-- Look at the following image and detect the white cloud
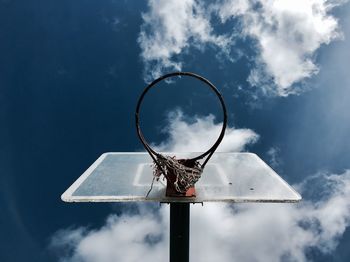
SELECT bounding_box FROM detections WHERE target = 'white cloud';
[138,0,229,82]
[138,0,347,96]
[267,146,282,169]
[218,0,344,96]
[51,171,350,262]
[51,109,350,262]
[153,109,259,152]
[51,108,350,261]
[51,207,169,262]
[190,171,350,261]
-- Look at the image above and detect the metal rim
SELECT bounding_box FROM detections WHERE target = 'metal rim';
[135,72,227,164]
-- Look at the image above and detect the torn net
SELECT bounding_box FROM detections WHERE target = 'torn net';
[153,155,203,193]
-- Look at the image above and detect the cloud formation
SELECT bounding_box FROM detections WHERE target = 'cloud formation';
[138,0,346,96]
[51,110,350,262]
[52,171,350,262]
[219,0,343,96]
[138,0,228,82]
[153,110,259,152]
[51,207,169,262]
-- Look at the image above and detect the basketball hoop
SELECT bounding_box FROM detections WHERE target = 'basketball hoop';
[135,72,228,197]
[62,73,301,262]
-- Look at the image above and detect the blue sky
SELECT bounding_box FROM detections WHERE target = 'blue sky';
[1,0,350,261]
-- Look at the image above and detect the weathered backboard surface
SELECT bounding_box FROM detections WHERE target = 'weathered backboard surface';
[61,152,301,203]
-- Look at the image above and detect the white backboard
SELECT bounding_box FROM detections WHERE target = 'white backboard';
[61,152,301,203]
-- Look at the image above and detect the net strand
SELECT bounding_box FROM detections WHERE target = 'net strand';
[154,155,202,193]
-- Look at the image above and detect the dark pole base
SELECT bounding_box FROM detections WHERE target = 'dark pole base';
[170,203,190,262]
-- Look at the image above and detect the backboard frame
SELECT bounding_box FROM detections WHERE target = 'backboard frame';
[61,152,302,203]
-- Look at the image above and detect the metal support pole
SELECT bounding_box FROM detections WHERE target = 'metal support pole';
[170,203,190,262]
